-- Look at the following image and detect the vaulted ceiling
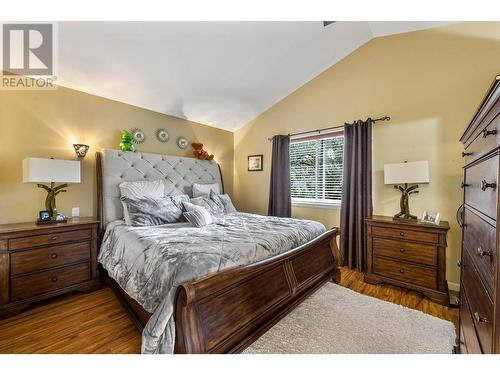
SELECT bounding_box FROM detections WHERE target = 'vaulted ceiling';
[57,21,450,131]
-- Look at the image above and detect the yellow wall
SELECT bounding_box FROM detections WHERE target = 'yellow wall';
[234,22,500,285]
[3,22,500,286]
[0,85,234,224]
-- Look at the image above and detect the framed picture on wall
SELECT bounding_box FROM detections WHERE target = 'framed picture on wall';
[248,154,263,171]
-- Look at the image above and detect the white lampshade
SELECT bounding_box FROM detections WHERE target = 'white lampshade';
[384,160,430,185]
[23,158,81,183]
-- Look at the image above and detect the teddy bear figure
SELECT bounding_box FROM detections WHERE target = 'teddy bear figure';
[192,142,214,160]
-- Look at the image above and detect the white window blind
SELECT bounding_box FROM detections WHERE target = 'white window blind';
[290,131,344,205]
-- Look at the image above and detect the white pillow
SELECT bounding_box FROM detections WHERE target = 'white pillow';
[119,179,165,225]
[189,196,225,214]
[183,202,215,227]
[192,183,221,198]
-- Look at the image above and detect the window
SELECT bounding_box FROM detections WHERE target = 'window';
[290,131,344,207]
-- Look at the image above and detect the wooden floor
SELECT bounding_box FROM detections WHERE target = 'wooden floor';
[0,267,458,354]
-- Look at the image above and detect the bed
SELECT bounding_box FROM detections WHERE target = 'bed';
[96,149,341,354]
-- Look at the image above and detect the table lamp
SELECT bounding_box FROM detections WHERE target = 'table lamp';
[384,160,430,222]
[23,157,81,223]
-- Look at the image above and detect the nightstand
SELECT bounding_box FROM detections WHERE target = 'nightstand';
[0,217,101,319]
[364,215,450,305]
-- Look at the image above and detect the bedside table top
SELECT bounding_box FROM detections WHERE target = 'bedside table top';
[366,215,450,230]
[0,217,99,235]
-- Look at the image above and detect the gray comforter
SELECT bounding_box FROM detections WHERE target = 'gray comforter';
[98,212,326,354]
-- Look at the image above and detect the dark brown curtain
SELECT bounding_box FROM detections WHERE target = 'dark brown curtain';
[340,119,373,270]
[268,135,291,217]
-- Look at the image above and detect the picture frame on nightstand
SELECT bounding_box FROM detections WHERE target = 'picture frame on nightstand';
[421,211,440,225]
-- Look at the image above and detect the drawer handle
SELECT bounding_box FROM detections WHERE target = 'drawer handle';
[51,236,58,241]
[477,247,493,258]
[399,232,404,236]
[50,253,58,259]
[51,276,58,283]
[399,268,405,274]
[462,152,472,158]
[456,204,465,228]
[399,248,405,253]
[480,180,496,191]
[474,312,489,324]
[482,129,497,138]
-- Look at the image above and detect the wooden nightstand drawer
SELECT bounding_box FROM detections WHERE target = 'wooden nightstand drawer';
[0,217,100,319]
[373,238,437,266]
[9,229,92,251]
[11,263,90,302]
[11,242,91,276]
[371,226,438,244]
[373,256,437,290]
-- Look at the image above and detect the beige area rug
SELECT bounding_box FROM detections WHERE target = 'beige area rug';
[243,283,456,354]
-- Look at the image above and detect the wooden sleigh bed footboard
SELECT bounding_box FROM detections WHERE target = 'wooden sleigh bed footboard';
[174,227,341,353]
[100,227,341,354]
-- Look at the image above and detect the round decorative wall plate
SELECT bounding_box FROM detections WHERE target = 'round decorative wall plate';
[177,136,189,149]
[131,128,146,144]
[156,128,169,143]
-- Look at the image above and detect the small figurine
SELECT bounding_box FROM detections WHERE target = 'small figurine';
[120,130,136,152]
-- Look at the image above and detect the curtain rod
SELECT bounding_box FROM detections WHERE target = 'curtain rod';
[267,115,391,141]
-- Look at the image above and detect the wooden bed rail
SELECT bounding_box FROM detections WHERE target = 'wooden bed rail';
[174,228,341,354]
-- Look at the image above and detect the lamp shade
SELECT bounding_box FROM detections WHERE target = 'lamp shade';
[384,160,430,185]
[23,158,81,183]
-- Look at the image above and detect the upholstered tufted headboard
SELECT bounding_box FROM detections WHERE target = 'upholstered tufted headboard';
[96,149,224,234]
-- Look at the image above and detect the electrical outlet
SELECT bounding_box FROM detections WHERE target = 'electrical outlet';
[71,207,80,217]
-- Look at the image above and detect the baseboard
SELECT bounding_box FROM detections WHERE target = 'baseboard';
[447,281,460,307]
[447,281,460,292]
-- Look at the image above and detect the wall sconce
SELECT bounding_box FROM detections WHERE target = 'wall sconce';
[73,144,90,158]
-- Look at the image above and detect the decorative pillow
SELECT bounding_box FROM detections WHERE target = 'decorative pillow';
[171,194,190,211]
[192,183,221,198]
[183,202,215,228]
[210,191,237,214]
[119,179,166,225]
[188,196,224,214]
[168,194,190,222]
[121,196,187,226]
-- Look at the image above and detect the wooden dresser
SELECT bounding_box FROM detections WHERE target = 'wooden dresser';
[365,215,450,305]
[458,75,500,354]
[0,217,100,319]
